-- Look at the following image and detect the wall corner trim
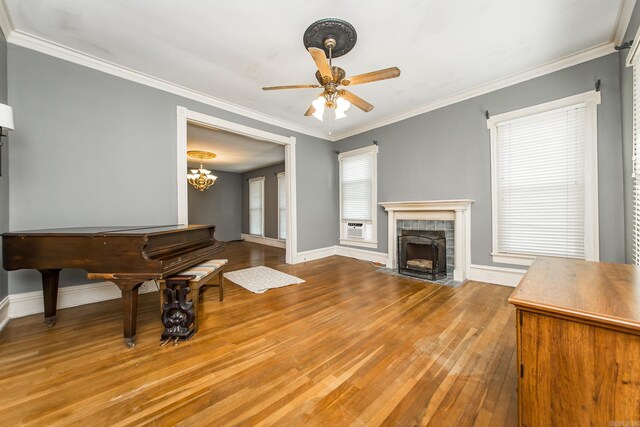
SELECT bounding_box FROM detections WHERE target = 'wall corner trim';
[0,296,10,332]
[613,0,638,45]
[0,0,13,42]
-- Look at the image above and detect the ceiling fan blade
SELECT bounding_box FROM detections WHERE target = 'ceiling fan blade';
[308,47,333,82]
[304,104,316,116]
[339,90,374,112]
[342,67,401,86]
[262,84,322,91]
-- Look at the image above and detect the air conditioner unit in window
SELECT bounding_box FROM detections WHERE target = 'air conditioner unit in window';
[346,222,364,239]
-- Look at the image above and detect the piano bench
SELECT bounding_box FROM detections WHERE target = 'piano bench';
[157,259,228,340]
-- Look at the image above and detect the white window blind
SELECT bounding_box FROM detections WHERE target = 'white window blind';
[633,63,640,265]
[249,177,264,236]
[277,172,286,240]
[495,104,587,259]
[341,153,373,221]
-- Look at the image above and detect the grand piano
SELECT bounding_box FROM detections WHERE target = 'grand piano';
[2,225,224,347]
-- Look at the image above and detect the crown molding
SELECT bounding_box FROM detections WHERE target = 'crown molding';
[612,0,637,45]
[329,42,616,141]
[6,29,333,141]
[0,4,624,143]
[0,0,13,40]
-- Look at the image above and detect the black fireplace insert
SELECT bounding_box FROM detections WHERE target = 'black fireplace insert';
[397,230,446,280]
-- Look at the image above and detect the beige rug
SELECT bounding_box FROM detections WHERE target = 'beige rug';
[224,266,305,294]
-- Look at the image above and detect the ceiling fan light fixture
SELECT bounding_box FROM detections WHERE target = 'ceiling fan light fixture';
[335,96,351,120]
[312,96,325,121]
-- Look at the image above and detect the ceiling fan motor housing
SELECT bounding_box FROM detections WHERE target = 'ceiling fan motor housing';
[315,67,346,86]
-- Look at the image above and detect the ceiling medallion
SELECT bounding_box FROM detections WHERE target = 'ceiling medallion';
[302,18,357,58]
[187,150,217,191]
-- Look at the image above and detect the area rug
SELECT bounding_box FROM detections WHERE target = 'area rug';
[223,266,305,294]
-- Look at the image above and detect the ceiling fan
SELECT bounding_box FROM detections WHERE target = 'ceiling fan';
[262,18,401,121]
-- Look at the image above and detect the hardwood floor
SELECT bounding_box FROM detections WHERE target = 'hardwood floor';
[0,242,518,426]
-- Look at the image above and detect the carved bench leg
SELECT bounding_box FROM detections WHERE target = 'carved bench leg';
[161,275,196,342]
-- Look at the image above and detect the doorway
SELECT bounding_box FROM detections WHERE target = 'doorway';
[176,107,297,264]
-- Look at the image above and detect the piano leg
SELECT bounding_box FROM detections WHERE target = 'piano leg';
[38,269,61,326]
[112,280,143,349]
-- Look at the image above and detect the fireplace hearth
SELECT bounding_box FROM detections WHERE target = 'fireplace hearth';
[397,230,447,280]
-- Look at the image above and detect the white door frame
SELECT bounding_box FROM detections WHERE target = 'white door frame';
[176,106,297,264]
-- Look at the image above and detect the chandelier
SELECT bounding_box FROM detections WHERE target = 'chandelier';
[187,150,217,191]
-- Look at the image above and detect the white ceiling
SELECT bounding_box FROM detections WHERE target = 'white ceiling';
[3,0,631,139]
[187,123,284,173]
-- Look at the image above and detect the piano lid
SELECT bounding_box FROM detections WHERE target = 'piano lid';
[2,225,211,237]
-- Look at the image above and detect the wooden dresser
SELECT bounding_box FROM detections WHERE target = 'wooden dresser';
[509,257,640,426]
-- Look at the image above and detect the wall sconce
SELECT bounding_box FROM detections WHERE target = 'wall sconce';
[0,103,14,177]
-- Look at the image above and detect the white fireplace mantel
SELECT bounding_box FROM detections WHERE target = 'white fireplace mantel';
[380,200,474,282]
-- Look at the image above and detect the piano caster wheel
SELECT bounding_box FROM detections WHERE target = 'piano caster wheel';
[173,337,180,346]
[45,316,56,327]
[160,337,171,347]
[126,341,136,349]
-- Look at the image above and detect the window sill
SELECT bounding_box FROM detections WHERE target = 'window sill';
[492,253,536,266]
[339,239,378,249]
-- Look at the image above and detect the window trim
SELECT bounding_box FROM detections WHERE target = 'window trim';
[248,176,265,237]
[338,145,378,248]
[487,90,601,266]
[277,171,286,242]
[628,24,640,265]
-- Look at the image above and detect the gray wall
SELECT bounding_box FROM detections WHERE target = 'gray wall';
[188,169,242,242]
[241,162,285,239]
[0,28,7,302]
[335,53,625,267]
[7,45,338,294]
[620,2,640,263]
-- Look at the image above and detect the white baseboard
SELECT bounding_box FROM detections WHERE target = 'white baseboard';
[293,246,337,263]
[334,245,388,264]
[0,296,9,332]
[8,280,159,319]
[241,233,286,249]
[468,264,527,287]
[293,245,388,265]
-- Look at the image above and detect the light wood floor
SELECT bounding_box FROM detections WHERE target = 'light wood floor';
[0,242,518,426]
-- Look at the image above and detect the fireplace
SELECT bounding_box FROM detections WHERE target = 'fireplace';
[381,200,473,282]
[397,230,447,280]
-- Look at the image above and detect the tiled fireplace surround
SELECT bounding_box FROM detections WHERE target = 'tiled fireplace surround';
[397,220,455,278]
[380,200,474,282]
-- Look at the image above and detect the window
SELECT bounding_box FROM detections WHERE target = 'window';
[487,91,600,266]
[339,145,378,248]
[277,172,286,240]
[248,176,264,236]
